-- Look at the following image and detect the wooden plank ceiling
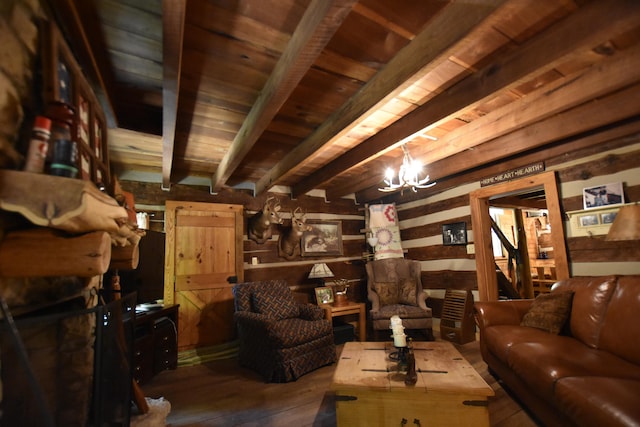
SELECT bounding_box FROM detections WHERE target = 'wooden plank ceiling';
[49,0,640,203]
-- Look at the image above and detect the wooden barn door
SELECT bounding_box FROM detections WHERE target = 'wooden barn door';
[164,201,244,351]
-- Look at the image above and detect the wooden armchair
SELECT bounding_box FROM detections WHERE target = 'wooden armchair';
[232,280,336,382]
[366,258,434,341]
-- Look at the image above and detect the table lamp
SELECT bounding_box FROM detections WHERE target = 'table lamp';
[308,262,334,285]
[606,203,640,241]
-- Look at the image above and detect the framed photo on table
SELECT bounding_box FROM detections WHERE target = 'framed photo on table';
[315,286,334,305]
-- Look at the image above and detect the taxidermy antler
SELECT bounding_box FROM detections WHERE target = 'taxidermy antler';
[278,207,312,260]
[248,196,283,244]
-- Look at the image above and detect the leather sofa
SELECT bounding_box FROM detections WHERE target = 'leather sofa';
[474,275,640,427]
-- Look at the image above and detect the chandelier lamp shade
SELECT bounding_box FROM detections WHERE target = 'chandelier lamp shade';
[379,144,436,193]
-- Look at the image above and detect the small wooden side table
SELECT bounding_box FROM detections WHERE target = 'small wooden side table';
[321,301,366,341]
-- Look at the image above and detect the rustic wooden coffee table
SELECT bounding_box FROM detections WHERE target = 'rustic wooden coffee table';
[331,341,494,426]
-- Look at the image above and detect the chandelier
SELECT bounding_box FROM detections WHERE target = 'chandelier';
[379,144,436,193]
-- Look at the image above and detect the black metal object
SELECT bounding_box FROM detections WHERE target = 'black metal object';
[0,293,136,427]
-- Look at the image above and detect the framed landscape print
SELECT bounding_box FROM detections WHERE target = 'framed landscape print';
[302,221,343,257]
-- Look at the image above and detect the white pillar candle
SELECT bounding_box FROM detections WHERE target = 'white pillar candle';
[394,333,407,347]
[392,325,404,336]
[390,315,402,327]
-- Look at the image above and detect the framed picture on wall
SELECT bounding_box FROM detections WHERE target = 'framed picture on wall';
[578,213,599,227]
[302,221,343,256]
[583,182,624,209]
[601,211,618,224]
[442,222,467,246]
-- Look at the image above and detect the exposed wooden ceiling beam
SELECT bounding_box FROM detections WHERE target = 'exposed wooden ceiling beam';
[414,42,640,165]
[161,0,186,190]
[210,0,357,193]
[353,85,640,203]
[301,0,640,199]
[256,0,507,196]
[357,118,640,205]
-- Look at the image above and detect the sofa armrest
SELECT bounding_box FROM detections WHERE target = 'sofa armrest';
[474,299,534,330]
[299,303,324,320]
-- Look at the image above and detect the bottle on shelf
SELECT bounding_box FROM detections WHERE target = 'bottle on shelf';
[46,101,78,178]
[23,116,52,173]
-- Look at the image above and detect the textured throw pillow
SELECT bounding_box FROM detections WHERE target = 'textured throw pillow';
[521,291,574,334]
[373,281,399,306]
[252,291,299,320]
[398,278,418,306]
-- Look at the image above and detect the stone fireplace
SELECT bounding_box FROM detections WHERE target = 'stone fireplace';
[0,277,136,426]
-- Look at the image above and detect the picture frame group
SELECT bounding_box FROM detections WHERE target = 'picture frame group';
[577,210,618,228]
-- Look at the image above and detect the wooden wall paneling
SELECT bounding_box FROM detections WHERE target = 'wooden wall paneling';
[422,271,477,291]
[567,237,640,263]
[401,215,472,243]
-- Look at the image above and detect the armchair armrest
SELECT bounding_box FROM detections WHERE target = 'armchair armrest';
[234,311,277,330]
[417,289,428,311]
[367,289,380,312]
[299,303,324,321]
[474,299,534,330]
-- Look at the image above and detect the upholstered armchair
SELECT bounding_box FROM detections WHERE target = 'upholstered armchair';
[232,280,337,382]
[366,258,434,340]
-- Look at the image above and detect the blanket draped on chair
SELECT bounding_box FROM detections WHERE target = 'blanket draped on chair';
[369,203,403,260]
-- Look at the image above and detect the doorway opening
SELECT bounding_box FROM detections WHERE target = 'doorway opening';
[470,171,570,301]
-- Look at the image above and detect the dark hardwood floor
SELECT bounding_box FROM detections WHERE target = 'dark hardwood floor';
[140,338,541,427]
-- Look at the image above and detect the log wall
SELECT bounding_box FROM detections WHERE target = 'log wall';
[121,182,367,303]
[393,136,640,299]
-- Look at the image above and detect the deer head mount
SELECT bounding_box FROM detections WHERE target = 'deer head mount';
[248,196,283,244]
[278,207,312,260]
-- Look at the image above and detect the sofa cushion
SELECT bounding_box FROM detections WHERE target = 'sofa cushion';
[598,275,640,365]
[252,289,299,320]
[520,291,573,334]
[508,340,640,398]
[552,276,617,348]
[554,377,640,427]
[373,281,399,305]
[398,278,417,306]
[483,324,565,364]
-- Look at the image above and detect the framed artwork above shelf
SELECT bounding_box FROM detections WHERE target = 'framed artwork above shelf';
[566,204,631,238]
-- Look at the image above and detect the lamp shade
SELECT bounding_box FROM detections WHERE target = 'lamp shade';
[606,204,640,241]
[308,263,334,279]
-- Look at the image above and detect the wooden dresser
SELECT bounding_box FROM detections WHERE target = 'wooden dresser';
[133,304,179,384]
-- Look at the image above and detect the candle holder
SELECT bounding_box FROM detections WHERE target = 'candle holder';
[389,344,409,370]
